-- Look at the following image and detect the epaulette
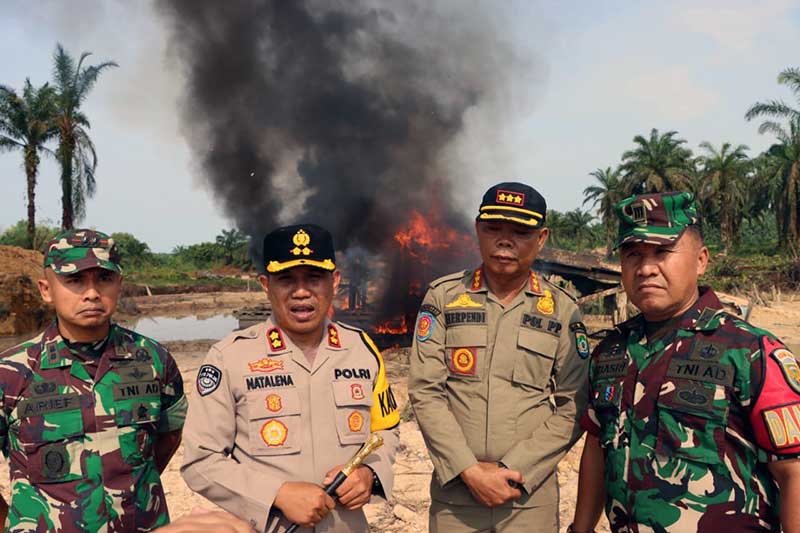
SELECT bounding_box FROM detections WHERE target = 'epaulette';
[541,275,578,303]
[429,270,470,289]
[214,323,261,350]
[336,321,365,334]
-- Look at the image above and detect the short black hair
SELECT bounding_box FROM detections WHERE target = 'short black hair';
[684,223,704,244]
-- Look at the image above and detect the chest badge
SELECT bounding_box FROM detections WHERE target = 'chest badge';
[265,394,283,413]
[348,411,365,432]
[773,348,800,394]
[248,358,285,373]
[351,383,365,401]
[446,293,482,308]
[451,347,477,375]
[261,420,288,447]
[536,290,555,315]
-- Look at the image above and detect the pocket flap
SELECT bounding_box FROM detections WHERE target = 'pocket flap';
[517,328,558,359]
[332,380,373,407]
[247,388,301,420]
[445,327,487,348]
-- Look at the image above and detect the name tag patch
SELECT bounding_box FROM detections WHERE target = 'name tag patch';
[245,374,295,391]
[18,393,80,418]
[113,381,160,401]
[666,360,734,387]
[594,359,627,379]
[521,314,562,337]
[445,311,486,326]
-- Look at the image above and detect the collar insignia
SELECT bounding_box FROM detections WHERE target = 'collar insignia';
[267,327,287,352]
[328,323,341,348]
[529,271,542,294]
[471,267,483,291]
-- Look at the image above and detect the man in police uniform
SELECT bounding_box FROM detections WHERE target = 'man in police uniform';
[0,229,187,531]
[409,182,589,532]
[570,191,800,533]
[182,224,400,532]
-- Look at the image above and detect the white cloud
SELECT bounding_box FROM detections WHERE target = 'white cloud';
[625,66,718,121]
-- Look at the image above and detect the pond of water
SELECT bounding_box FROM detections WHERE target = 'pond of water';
[118,313,239,342]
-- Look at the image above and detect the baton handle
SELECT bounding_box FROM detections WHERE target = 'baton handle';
[285,472,348,533]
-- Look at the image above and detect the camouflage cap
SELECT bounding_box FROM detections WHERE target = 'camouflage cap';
[614,191,699,249]
[44,229,122,275]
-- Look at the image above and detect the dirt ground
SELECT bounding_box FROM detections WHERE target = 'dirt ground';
[3,288,800,531]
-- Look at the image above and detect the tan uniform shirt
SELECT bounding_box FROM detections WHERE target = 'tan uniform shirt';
[181,317,400,532]
[409,267,589,507]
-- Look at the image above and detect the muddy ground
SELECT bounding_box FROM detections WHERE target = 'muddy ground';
[2,288,800,531]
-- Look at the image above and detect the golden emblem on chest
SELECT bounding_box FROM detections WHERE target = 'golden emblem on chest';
[265,393,282,412]
[536,290,555,315]
[445,293,482,308]
[261,419,288,447]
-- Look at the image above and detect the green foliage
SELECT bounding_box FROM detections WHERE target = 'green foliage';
[110,232,152,267]
[215,228,249,265]
[547,209,605,253]
[0,219,59,251]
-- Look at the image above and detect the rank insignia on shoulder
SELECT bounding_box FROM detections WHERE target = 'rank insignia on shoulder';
[249,358,285,373]
[450,347,477,375]
[416,312,435,342]
[570,322,590,359]
[762,402,800,450]
[267,328,286,352]
[328,324,341,348]
[197,364,222,397]
[529,271,542,294]
[536,290,555,315]
[471,268,483,291]
[446,293,483,308]
[261,419,288,447]
[772,348,800,395]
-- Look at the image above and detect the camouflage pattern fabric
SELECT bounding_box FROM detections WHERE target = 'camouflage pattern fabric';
[615,191,698,249]
[582,288,800,532]
[43,229,122,275]
[0,322,187,532]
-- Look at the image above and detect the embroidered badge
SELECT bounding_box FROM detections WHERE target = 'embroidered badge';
[762,402,800,450]
[350,383,365,401]
[570,321,590,359]
[603,384,616,402]
[772,348,800,395]
[290,229,313,256]
[248,358,285,373]
[536,289,555,315]
[328,324,341,348]
[197,364,222,396]
[445,293,483,308]
[416,312,435,342]
[267,328,286,351]
[496,190,525,206]
[419,303,441,317]
[348,411,365,432]
[261,419,288,447]
[471,268,483,290]
[265,393,282,413]
[451,348,477,375]
[529,271,542,294]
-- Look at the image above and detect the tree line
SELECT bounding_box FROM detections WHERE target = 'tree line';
[0,44,116,248]
[580,67,800,257]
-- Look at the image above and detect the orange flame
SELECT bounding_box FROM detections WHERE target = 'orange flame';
[373,316,408,335]
[393,210,471,264]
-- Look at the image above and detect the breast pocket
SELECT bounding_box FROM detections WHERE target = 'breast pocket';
[444,328,487,382]
[112,380,162,467]
[13,393,87,484]
[655,380,729,465]
[247,387,302,456]
[331,380,373,445]
[512,328,558,392]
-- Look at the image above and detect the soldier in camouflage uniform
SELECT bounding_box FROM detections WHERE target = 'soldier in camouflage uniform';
[0,229,187,532]
[570,192,800,533]
[409,182,589,532]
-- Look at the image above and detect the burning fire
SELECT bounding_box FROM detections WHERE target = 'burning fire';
[393,210,471,264]
[373,316,408,335]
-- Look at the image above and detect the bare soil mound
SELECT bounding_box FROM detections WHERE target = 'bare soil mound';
[0,246,52,336]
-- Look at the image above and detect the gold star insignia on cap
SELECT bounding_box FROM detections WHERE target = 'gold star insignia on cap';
[513,195,523,204]
[290,229,314,256]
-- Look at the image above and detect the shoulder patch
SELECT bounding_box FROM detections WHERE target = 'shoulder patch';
[570,321,590,359]
[762,401,800,450]
[416,312,435,342]
[197,364,222,396]
[419,303,441,317]
[429,270,470,289]
[772,347,800,395]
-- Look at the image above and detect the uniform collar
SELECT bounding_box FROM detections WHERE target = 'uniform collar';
[263,317,345,374]
[617,286,723,336]
[467,266,544,296]
[40,321,130,369]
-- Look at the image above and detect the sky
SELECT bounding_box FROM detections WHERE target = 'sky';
[1,0,798,252]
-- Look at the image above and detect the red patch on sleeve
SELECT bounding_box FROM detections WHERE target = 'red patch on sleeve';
[751,337,800,454]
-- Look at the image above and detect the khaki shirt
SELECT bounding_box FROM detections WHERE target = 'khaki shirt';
[181,317,400,532]
[408,267,589,507]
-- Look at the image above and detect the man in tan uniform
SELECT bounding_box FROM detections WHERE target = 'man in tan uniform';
[409,182,589,532]
[182,224,400,532]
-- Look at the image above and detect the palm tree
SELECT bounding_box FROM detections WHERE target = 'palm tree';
[0,80,58,248]
[620,129,694,195]
[563,209,596,250]
[583,166,623,257]
[51,43,117,229]
[746,68,800,249]
[215,228,248,265]
[696,142,750,250]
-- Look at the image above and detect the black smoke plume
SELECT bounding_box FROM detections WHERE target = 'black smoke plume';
[158,0,514,319]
